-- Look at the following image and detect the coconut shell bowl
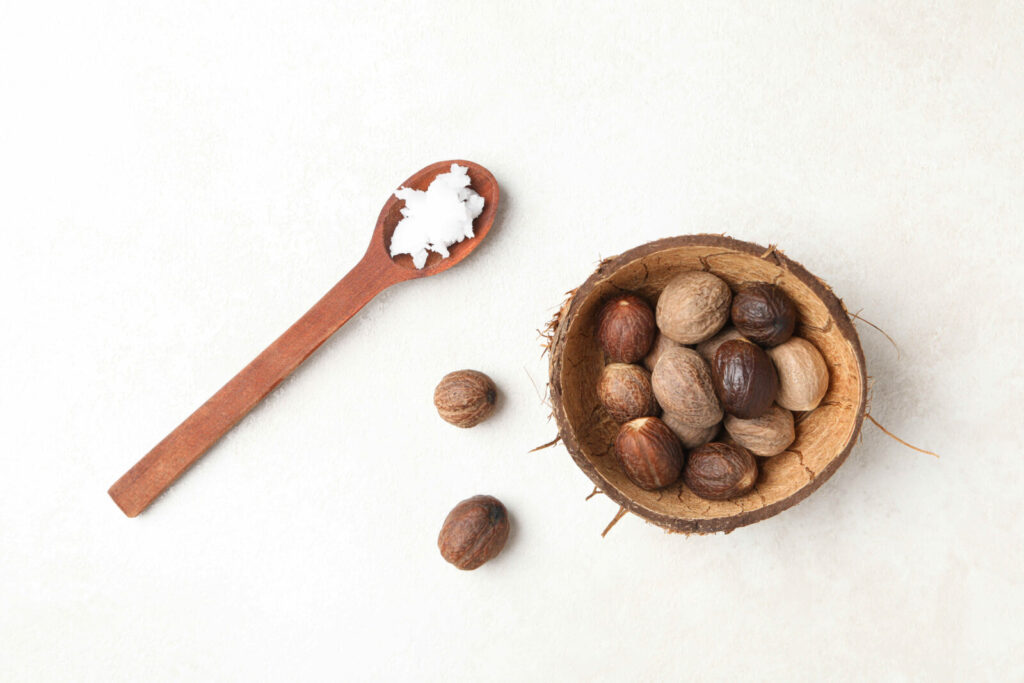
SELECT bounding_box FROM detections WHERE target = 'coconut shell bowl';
[547,235,867,534]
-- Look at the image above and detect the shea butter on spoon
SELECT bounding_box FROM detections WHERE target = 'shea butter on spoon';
[389,163,485,268]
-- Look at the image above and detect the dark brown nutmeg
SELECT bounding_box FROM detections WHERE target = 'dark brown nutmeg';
[438,495,510,570]
[614,417,684,491]
[596,294,656,363]
[683,442,758,501]
[731,284,797,347]
[597,363,659,423]
[433,370,497,428]
[712,339,779,419]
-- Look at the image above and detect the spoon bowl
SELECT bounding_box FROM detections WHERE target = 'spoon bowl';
[109,160,499,517]
[373,160,500,274]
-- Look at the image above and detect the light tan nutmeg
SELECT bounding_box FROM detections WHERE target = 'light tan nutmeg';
[642,333,681,372]
[655,271,731,344]
[651,347,723,429]
[766,337,829,411]
[723,404,795,457]
[597,363,659,423]
[662,412,720,449]
[433,370,498,428]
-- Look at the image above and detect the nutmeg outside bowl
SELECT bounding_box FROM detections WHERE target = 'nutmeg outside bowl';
[547,235,867,534]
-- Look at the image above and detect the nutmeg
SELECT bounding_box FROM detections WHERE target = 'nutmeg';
[437,495,510,570]
[662,412,720,449]
[651,347,723,428]
[642,333,681,372]
[723,404,794,457]
[596,294,656,363]
[614,417,684,491]
[683,442,758,501]
[695,326,748,364]
[433,370,497,428]
[712,339,779,419]
[766,337,829,411]
[730,283,797,347]
[597,363,659,423]
[655,271,731,344]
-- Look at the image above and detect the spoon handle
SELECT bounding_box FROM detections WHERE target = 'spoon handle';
[109,254,400,517]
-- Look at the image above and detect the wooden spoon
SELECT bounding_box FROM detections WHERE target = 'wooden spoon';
[109,160,499,517]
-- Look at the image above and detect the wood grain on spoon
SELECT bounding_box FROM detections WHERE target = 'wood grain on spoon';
[108,160,499,517]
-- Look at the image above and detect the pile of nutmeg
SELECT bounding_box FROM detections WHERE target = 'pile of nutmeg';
[596,272,829,501]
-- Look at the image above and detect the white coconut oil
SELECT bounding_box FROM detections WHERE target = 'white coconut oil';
[389,163,485,268]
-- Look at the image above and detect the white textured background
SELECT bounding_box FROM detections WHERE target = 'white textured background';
[2,2,1022,681]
